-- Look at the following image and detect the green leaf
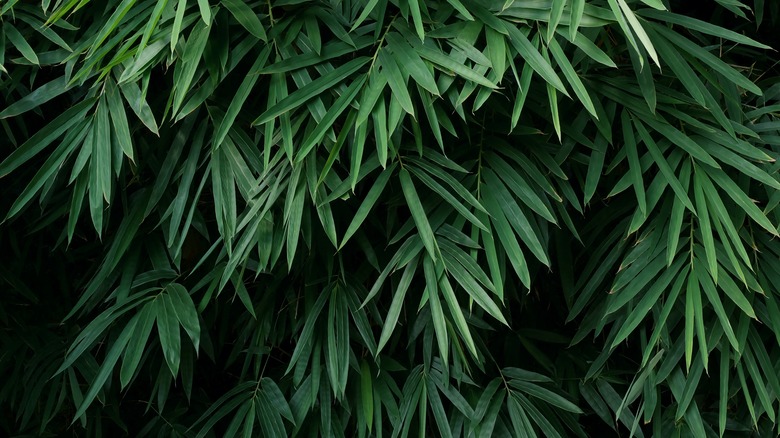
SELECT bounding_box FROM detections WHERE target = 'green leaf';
[611,259,686,349]
[166,283,201,351]
[569,0,585,41]
[439,240,495,292]
[699,173,751,267]
[481,188,531,288]
[72,316,139,422]
[424,256,448,365]
[441,251,508,326]
[387,33,439,96]
[438,273,478,358]
[408,166,488,231]
[484,154,556,223]
[547,82,561,141]
[257,392,286,437]
[285,290,329,374]
[296,77,365,162]
[407,0,425,41]
[372,97,389,168]
[634,120,695,212]
[340,165,395,249]
[693,170,717,282]
[120,302,156,388]
[378,49,415,117]
[253,57,370,126]
[400,169,439,262]
[718,347,729,436]
[511,62,534,131]
[614,0,659,66]
[0,76,68,119]
[197,0,211,24]
[4,23,38,65]
[86,0,138,56]
[214,47,272,149]
[640,116,719,167]
[407,157,486,212]
[105,79,134,161]
[505,25,567,95]
[356,72,387,128]
[483,169,549,266]
[415,43,498,89]
[94,97,112,203]
[158,294,182,377]
[377,256,419,353]
[360,361,374,432]
[351,0,382,31]
[707,167,779,236]
[684,272,697,371]
[642,266,687,367]
[172,21,211,115]
[510,380,582,413]
[546,41,601,120]
[222,0,267,40]
[654,24,762,96]
[508,395,536,438]
[0,99,94,177]
[5,122,84,219]
[171,0,187,51]
[638,9,772,49]
[622,111,646,217]
[695,260,740,352]
[137,0,171,53]
[445,0,473,20]
[716,266,756,319]
[547,0,566,42]
[427,383,454,438]
[119,81,159,134]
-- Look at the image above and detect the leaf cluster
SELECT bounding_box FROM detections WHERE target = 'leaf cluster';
[1,0,780,436]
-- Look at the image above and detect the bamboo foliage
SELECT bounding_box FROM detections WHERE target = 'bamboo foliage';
[1,0,780,436]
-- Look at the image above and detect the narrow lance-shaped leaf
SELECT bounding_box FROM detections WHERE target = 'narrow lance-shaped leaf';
[295,77,366,162]
[400,169,439,261]
[548,37,597,118]
[4,23,39,65]
[72,317,139,421]
[158,294,182,377]
[214,47,272,149]
[622,111,646,217]
[0,76,68,119]
[166,283,201,352]
[120,302,157,388]
[379,49,415,117]
[0,99,95,177]
[222,0,267,40]
[505,25,567,95]
[253,57,370,126]
[377,256,419,353]
[340,164,396,249]
[424,256,448,365]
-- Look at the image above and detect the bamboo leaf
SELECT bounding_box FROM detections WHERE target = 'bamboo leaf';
[340,165,395,249]
[400,169,439,262]
[158,294,182,377]
[222,0,267,40]
[72,316,139,422]
[378,49,415,117]
[253,57,369,126]
[377,256,419,353]
[505,26,567,95]
[4,23,39,65]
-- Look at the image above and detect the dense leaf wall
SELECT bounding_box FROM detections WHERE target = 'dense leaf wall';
[1,0,780,436]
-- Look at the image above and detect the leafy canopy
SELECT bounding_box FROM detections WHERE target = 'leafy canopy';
[1,0,780,436]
